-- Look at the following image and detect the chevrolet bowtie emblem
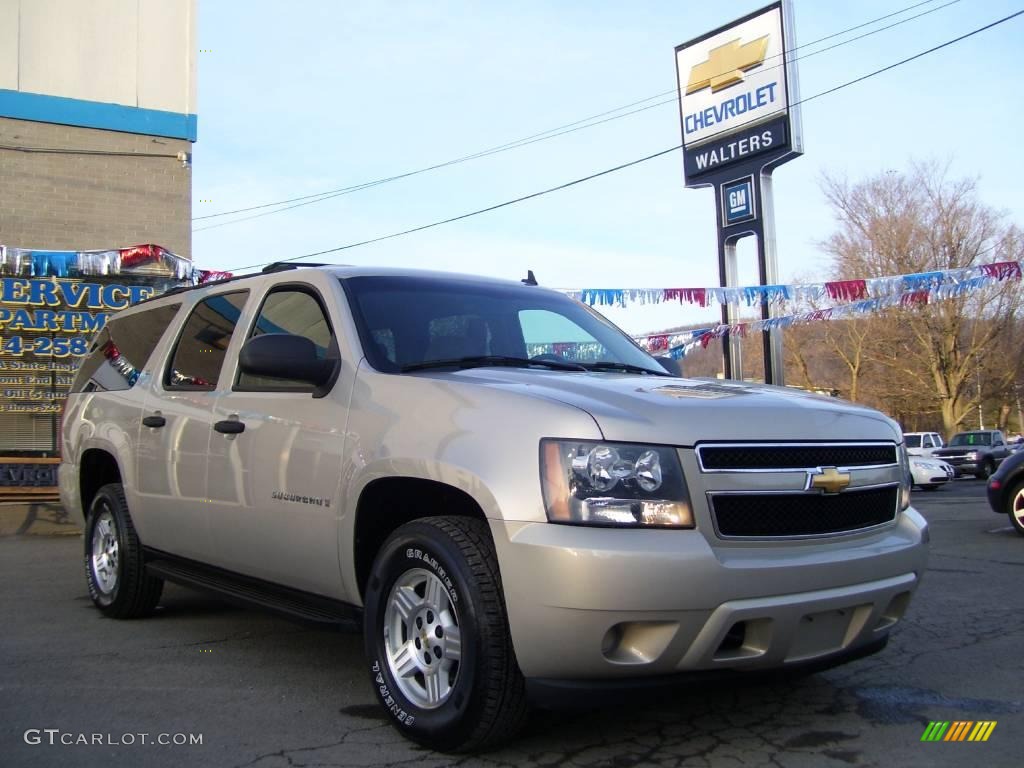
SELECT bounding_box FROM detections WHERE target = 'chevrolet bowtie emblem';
[808,467,851,494]
[687,35,769,94]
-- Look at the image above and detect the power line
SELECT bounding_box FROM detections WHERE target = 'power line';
[232,9,1024,274]
[194,0,957,229]
[229,8,1022,274]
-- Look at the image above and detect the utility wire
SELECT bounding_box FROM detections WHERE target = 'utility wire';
[195,0,957,228]
[228,8,1023,274]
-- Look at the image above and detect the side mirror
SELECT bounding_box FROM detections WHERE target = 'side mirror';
[655,355,684,377]
[238,334,337,387]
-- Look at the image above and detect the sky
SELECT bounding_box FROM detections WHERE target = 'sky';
[191,0,1024,335]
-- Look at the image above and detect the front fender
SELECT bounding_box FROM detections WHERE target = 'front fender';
[337,363,603,602]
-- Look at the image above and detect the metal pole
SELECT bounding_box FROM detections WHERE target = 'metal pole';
[758,172,785,385]
[717,236,733,380]
[723,241,743,381]
[1015,385,1023,436]
[977,368,984,430]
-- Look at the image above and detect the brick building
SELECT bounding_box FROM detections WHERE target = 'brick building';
[0,0,197,495]
[0,0,196,255]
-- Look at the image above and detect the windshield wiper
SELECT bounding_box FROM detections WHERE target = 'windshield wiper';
[401,355,587,373]
[581,361,670,376]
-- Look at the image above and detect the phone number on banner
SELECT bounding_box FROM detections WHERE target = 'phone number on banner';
[1,335,91,357]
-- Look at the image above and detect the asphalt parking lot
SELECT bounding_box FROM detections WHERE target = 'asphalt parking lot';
[1,480,1021,768]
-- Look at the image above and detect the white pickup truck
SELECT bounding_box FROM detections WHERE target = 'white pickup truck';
[60,265,929,751]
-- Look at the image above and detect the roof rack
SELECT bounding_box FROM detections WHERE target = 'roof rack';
[261,261,332,273]
[128,262,344,309]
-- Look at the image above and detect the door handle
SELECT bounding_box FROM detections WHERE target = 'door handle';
[213,419,245,434]
[142,415,166,428]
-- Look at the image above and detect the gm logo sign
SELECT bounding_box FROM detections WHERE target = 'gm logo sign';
[722,176,755,226]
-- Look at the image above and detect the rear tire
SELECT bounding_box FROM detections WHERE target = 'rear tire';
[363,516,528,752]
[1008,480,1024,537]
[84,483,163,618]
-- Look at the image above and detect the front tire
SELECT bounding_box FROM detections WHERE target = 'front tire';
[976,460,994,480]
[363,516,527,752]
[1008,480,1024,536]
[84,483,163,618]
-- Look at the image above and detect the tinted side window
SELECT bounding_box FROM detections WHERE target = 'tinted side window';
[236,288,335,391]
[70,303,181,393]
[166,292,248,390]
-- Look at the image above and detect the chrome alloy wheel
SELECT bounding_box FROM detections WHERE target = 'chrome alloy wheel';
[383,568,462,709]
[1013,486,1024,528]
[90,508,119,594]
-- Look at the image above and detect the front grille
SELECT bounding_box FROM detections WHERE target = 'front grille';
[698,443,896,471]
[711,485,899,538]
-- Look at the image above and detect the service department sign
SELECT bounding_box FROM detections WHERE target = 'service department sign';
[675,1,802,186]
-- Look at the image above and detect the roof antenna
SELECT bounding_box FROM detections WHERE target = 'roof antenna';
[521,269,537,286]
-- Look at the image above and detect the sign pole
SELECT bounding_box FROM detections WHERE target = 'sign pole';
[758,171,785,385]
[716,237,744,380]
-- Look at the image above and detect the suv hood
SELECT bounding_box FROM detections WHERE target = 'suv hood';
[424,369,901,445]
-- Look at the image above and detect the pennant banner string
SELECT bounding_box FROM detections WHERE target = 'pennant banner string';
[562,260,1022,309]
[623,271,1016,360]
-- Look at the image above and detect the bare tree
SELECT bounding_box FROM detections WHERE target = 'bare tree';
[820,160,1023,437]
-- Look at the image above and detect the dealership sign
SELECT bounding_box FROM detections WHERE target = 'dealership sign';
[673,1,804,386]
[675,1,802,187]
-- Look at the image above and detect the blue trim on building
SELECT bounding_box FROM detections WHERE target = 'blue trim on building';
[0,89,197,142]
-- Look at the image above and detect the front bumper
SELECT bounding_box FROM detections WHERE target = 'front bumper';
[490,509,928,681]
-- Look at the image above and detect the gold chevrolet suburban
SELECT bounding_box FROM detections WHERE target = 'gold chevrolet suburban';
[60,264,928,751]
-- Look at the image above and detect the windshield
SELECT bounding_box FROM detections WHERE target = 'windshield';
[905,435,921,448]
[950,432,992,447]
[342,275,666,375]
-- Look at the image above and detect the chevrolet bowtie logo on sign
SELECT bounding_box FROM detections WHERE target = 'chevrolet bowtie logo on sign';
[921,721,997,742]
[674,2,802,179]
[807,467,851,494]
[686,36,770,94]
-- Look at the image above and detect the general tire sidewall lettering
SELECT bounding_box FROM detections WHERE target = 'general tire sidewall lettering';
[365,527,482,737]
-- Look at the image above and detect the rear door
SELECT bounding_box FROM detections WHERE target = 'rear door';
[135,290,250,560]
[65,301,183,535]
[204,280,351,597]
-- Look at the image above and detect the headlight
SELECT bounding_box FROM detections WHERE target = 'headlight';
[966,450,979,460]
[898,443,912,510]
[540,439,694,527]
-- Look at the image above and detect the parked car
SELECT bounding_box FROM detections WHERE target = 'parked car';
[986,449,1024,536]
[909,455,954,490]
[59,265,929,751]
[932,430,1011,479]
[903,432,945,457]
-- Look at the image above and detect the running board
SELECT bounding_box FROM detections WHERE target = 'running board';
[144,548,362,629]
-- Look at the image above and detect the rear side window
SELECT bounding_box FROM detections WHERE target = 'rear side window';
[236,287,336,392]
[166,292,248,390]
[70,303,182,393]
